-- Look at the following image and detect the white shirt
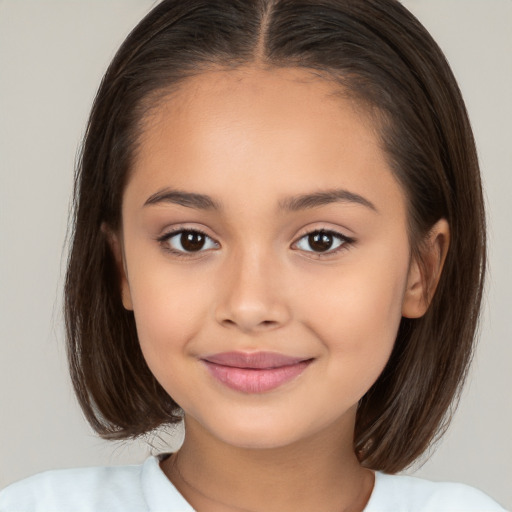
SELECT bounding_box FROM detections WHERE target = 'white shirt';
[0,455,506,511]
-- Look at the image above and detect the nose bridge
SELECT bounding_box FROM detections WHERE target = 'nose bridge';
[215,242,290,332]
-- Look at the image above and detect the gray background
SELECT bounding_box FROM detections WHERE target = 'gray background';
[0,1,510,509]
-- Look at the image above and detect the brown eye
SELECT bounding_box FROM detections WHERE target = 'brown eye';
[294,229,350,254]
[308,232,334,252]
[181,231,206,251]
[162,229,218,254]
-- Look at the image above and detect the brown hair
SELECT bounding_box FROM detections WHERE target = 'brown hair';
[65,0,485,473]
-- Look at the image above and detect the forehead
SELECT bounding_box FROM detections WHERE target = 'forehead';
[139,66,378,153]
[127,66,405,220]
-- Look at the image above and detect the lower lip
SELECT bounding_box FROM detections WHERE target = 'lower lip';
[202,360,312,393]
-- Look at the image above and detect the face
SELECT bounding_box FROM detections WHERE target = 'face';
[116,67,429,450]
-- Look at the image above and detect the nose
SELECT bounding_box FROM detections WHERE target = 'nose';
[214,249,292,333]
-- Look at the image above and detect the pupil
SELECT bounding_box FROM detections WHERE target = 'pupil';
[309,232,333,252]
[181,231,205,252]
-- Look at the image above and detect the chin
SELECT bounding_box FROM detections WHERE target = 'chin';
[193,411,326,451]
[217,428,303,450]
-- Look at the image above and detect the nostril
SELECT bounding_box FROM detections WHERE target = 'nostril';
[215,296,292,332]
[220,318,279,331]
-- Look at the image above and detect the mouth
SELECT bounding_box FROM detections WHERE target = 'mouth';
[201,352,314,393]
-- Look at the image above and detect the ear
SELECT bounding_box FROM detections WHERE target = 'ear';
[402,219,450,319]
[102,223,133,311]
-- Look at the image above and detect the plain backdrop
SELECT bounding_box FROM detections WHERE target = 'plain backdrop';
[0,0,511,509]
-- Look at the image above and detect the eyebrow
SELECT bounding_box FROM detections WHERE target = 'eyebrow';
[279,189,377,213]
[143,187,377,213]
[144,189,221,210]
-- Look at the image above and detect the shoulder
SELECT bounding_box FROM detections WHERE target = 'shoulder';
[366,472,507,512]
[0,455,194,512]
[0,461,147,512]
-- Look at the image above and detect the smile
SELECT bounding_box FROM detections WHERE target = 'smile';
[201,352,314,394]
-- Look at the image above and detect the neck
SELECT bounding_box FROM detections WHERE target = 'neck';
[161,413,374,512]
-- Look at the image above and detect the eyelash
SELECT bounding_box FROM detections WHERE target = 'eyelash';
[292,229,355,258]
[157,227,218,258]
[157,228,355,259]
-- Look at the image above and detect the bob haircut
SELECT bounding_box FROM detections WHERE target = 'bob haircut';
[65,0,485,473]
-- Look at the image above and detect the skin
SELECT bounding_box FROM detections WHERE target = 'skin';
[111,66,449,512]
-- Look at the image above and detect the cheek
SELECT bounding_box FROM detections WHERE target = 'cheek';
[299,244,410,379]
[127,269,215,408]
[127,264,212,364]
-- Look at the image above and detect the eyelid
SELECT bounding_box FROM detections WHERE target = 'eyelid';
[157,226,220,257]
[291,227,355,258]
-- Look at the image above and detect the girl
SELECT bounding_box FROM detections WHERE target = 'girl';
[0,0,507,510]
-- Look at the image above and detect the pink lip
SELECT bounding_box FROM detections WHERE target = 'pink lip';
[201,352,313,393]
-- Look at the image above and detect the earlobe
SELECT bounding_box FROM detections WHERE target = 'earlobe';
[102,223,133,311]
[120,280,134,311]
[402,219,450,319]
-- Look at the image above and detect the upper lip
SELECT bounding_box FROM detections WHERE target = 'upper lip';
[201,351,311,369]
